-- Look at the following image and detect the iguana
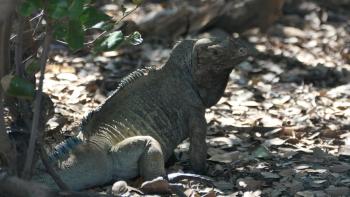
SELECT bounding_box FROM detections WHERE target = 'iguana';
[33,37,249,191]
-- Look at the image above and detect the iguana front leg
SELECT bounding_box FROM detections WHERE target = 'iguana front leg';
[189,114,207,173]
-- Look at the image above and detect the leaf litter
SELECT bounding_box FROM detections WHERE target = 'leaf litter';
[41,1,350,196]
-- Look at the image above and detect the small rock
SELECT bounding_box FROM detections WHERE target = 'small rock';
[111,181,129,195]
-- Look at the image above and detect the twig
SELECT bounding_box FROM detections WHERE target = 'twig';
[30,10,44,22]
[116,5,140,24]
[22,24,53,179]
[32,11,44,37]
[15,15,24,76]
[10,11,44,42]
[38,145,70,191]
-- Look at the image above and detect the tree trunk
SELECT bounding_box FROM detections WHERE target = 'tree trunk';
[0,0,17,172]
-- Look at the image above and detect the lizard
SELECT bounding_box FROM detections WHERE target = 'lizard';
[33,37,250,191]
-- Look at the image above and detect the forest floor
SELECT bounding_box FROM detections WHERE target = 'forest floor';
[42,1,350,196]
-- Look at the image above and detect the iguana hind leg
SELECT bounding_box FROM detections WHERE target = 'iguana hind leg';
[110,136,166,181]
[34,144,114,191]
[34,136,165,190]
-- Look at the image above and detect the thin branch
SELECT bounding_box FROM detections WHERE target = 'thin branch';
[10,11,44,41]
[15,16,24,76]
[32,11,44,37]
[38,145,70,191]
[22,25,53,179]
[115,4,140,25]
[30,10,44,22]
[10,29,33,41]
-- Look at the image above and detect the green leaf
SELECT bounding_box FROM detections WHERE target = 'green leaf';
[25,60,40,75]
[30,0,43,7]
[251,145,271,159]
[19,1,38,16]
[48,0,69,19]
[93,21,114,31]
[126,31,143,45]
[81,7,111,27]
[1,75,35,99]
[132,0,143,6]
[99,30,124,51]
[53,24,68,40]
[66,20,84,50]
[69,0,85,19]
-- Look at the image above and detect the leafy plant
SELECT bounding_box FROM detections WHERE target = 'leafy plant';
[19,0,143,51]
[4,0,143,99]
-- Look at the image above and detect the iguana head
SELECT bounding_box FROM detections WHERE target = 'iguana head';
[191,37,250,107]
[192,37,249,71]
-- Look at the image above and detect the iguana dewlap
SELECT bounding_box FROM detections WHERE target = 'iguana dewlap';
[33,37,249,190]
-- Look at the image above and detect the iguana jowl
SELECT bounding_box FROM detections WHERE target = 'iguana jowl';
[34,37,249,190]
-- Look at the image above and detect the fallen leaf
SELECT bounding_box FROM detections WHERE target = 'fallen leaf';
[339,145,350,156]
[329,164,350,173]
[56,73,78,81]
[207,134,242,148]
[214,180,233,191]
[202,190,216,197]
[260,172,280,179]
[325,186,350,196]
[263,137,286,147]
[236,177,263,190]
[242,190,262,197]
[251,146,272,159]
[208,151,241,164]
[140,177,171,194]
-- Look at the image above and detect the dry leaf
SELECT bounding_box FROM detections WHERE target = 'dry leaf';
[237,177,263,190]
[208,151,241,164]
[263,137,286,147]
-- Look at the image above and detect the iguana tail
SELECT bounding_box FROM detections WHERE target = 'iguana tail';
[48,136,83,162]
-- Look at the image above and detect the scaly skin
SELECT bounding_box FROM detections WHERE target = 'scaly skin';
[33,37,249,190]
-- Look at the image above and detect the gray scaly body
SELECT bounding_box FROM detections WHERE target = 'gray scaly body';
[34,37,249,190]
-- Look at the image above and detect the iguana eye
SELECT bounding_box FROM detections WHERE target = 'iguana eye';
[212,50,219,56]
[238,48,247,55]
